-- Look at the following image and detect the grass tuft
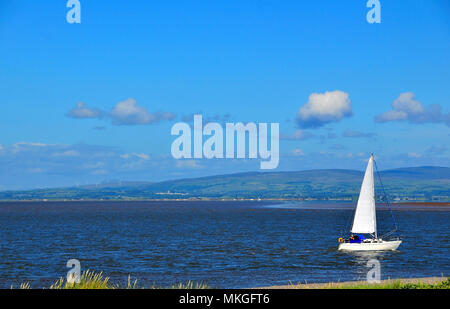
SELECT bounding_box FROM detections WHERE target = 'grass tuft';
[168,281,210,289]
[50,270,112,289]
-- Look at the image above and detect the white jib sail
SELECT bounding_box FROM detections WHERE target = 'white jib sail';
[351,155,377,235]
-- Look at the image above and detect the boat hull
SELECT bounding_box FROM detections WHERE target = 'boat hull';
[338,240,402,251]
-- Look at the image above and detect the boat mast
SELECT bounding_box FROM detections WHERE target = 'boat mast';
[371,154,377,239]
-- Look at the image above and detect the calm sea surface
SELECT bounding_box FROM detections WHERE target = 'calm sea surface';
[0,200,448,288]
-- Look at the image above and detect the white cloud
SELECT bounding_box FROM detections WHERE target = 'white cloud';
[14,142,48,147]
[67,99,176,126]
[120,153,150,160]
[67,102,103,119]
[134,153,150,160]
[11,142,50,154]
[407,152,422,158]
[296,90,353,128]
[291,149,305,156]
[81,161,105,169]
[29,168,44,173]
[109,98,176,125]
[92,169,108,175]
[375,92,449,126]
[93,126,106,131]
[176,160,202,169]
[51,150,80,157]
[342,129,377,139]
[280,129,314,140]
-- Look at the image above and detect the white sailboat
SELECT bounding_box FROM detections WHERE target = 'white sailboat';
[338,154,402,251]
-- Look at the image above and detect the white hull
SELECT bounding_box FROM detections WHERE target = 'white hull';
[338,240,402,251]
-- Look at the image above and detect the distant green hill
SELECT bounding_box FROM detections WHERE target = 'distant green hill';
[0,166,449,201]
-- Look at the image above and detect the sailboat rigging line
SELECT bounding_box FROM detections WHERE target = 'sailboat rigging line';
[380,229,397,239]
[373,157,399,234]
[341,203,355,238]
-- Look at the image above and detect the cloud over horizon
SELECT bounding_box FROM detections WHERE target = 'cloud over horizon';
[0,140,449,191]
[66,99,176,126]
[66,102,103,119]
[295,90,353,129]
[280,129,315,141]
[109,98,176,126]
[342,129,377,139]
[375,92,450,127]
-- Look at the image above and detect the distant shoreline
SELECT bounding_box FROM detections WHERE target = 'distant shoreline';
[0,199,449,207]
[1,167,448,202]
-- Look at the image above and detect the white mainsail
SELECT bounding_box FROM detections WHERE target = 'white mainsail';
[351,155,377,235]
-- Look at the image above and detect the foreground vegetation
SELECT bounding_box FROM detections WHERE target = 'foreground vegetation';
[16,270,210,289]
[288,277,450,289]
[15,271,449,289]
[339,278,450,289]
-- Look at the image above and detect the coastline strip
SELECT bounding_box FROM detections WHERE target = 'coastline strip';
[253,276,448,289]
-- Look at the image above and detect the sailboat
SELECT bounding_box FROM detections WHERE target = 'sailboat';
[338,154,402,251]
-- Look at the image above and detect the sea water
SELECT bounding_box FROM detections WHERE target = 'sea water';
[0,200,448,288]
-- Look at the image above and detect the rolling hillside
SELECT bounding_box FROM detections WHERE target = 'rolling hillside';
[0,166,448,201]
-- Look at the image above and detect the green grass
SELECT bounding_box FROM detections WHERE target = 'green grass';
[288,277,450,289]
[340,278,450,289]
[16,270,210,289]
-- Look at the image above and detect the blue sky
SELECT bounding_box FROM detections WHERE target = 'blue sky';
[0,0,449,189]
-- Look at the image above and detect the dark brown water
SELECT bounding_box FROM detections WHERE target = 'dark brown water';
[0,200,448,288]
